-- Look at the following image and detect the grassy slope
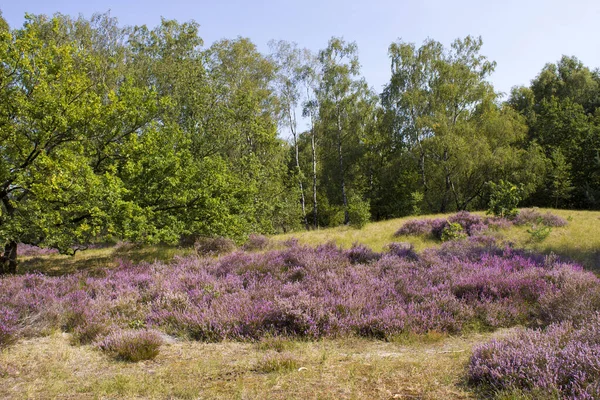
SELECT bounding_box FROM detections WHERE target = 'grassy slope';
[276,208,600,270]
[3,208,598,399]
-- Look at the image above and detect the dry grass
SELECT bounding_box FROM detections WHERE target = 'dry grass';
[0,330,516,399]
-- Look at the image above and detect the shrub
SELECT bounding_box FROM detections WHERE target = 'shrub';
[1,236,599,346]
[441,222,467,242]
[348,197,371,229]
[394,219,432,237]
[385,242,418,260]
[242,234,271,252]
[469,315,600,399]
[487,180,522,218]
[346,243,381,264]
[194,237,236,256]
[0,308,18,347]
[97,329,163,362]
[514,208,568,227]
[448,212,484,236]
[17,244,59,257]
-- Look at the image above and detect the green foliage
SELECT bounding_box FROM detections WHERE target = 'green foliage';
[487,180,522,218]
[441,222,467,242]
[347,196,371,229]
[410,191,424,216]
[382,36,539,214]
[527,225,552,242]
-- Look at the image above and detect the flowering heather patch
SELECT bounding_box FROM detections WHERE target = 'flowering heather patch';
[194,237,237,256]
[242,234,271,252]
[394,218,435,236]
[395,212,489,240]
[97,329,163,361]
[469,314,600,399]
[0,308,18,347]
[514,208,568,227]
[1,237,598,347]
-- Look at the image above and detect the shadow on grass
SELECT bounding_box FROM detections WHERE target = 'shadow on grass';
[17,244,193,276]
[535,244,600,274]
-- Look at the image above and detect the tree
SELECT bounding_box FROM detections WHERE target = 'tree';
[508,56,600,208]
[269,40,312,229]
[0,14,157,273]
[316,37,371,225]
[382,36,542,213]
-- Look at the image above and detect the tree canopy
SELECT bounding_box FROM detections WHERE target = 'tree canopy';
[1,11,599,273]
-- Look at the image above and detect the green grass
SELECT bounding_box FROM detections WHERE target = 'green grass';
[17,208,600,275]
[275,208,600,271]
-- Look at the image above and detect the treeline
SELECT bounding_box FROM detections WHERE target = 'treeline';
[1,12,599,271]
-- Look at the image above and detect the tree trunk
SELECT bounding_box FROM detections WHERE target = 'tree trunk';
[290,110,308,230]
[337,111,349,225]
[0,241,17,275]
[311,123,318,229]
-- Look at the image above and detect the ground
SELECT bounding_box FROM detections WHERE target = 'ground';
[2,208,599,399]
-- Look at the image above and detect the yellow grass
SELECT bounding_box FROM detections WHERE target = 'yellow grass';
[275,208,600,270]
[0,330,516,399]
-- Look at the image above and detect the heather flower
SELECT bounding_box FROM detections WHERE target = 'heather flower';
[0,308,18,347]
[194,237,237,256]
[242,234,271,251]
[469,314,600,399]
[514,208,568,227]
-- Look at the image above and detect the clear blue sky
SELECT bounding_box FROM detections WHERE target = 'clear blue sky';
[2,0,600,97]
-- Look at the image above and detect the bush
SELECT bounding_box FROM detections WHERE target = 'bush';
[469,315,600,399]
[348,197,371,229]
[242,234,271,252]
[346,243,381,264]
[394,219,433,237]
[441,222,467,242]
[194,237,237,256]
[0,308,18,347]
[487,180,522,218]
[385,242,418,260]
[514,208,568,227]
[97,329,163,362]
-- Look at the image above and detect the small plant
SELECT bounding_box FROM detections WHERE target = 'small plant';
[194,237,237,256]
[242,234,271,251]
[0,308,18,347]
[410,191,424,216]
[98,329,163,362]
[255,336,295,352]
[441,222,467,242]
[254,352,300,373]
[487,180,522,218]
[527,224,552,242]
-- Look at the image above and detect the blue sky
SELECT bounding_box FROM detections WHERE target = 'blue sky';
[2,0,600,98]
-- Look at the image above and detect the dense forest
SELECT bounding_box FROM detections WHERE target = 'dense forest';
[1,11,599,271]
